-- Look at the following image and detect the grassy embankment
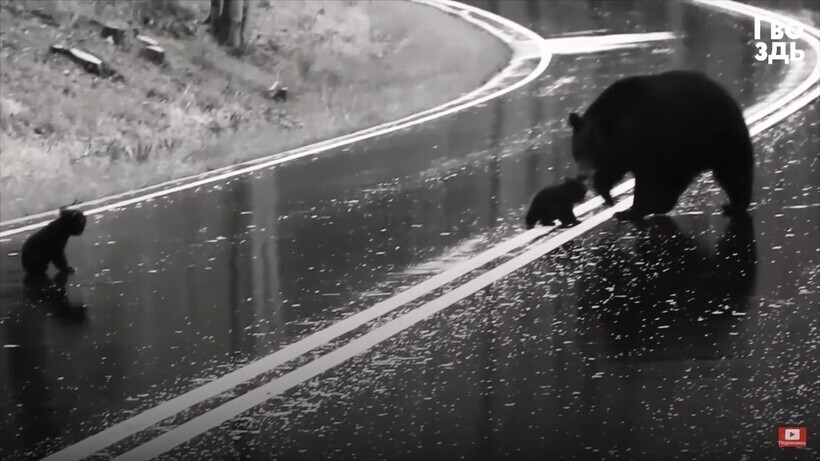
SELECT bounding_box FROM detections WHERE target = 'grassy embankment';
[0,0,511,220]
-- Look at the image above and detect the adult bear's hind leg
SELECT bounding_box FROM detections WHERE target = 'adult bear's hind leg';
[715,129,754,215]
[714,154,753,216]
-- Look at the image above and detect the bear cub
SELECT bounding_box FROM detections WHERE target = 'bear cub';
[525,176,588,229]
[21,205,87,277]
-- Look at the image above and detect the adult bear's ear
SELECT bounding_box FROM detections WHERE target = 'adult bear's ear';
[568,113,583,131]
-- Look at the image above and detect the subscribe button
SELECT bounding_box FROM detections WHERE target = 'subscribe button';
[778,427,807,448]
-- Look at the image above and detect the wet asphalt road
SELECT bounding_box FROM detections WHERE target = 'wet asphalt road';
[1,0,819,460]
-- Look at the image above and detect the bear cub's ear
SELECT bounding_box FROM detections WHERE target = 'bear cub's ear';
[58,199,80,217]
[568,113,583,131]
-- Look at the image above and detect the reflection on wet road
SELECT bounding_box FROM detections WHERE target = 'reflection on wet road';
[1,0,818,460]
[160,101,820,461]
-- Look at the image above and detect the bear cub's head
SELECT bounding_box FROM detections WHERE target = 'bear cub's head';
[57,206,87,236]
[562,175,588,203]
[524,176,589,230]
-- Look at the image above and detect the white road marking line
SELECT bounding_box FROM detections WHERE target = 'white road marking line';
[415,0,516,44]
[113,197,637,461]
[750,86,820,136]
[113,2,820,458]
[543,31,677,54]
[0,1,549,236]
[691,0,820,126]
[41,0,820,459]
[36,3,552,461]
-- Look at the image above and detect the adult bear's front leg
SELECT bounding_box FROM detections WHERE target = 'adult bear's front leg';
[593,172,615,206]
[615,172,653,221]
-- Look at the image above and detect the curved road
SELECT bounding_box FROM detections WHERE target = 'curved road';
[1,1,818,460]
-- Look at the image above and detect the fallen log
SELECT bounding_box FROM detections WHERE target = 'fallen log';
[135,33,159,47]
[50,43,71,56]
[140,45,165,64]
[67,47,106,75]
[49,44,124,80]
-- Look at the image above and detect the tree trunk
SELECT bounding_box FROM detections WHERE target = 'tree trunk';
[239,0,250,49]
[217,0,232,44]
[130,0,143,26]
[210,0,222,35]
[226,0,244,48]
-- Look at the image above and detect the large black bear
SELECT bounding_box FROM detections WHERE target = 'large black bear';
[568,70,754,220]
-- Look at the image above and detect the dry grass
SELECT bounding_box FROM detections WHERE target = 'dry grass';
[0,0,510,220]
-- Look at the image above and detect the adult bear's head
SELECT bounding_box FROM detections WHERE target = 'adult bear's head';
[568,112,605,177]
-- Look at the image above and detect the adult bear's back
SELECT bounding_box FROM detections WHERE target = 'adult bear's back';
[584,70,751,168]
